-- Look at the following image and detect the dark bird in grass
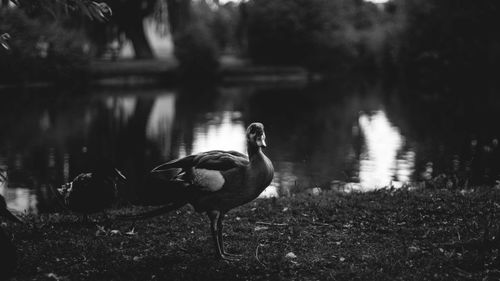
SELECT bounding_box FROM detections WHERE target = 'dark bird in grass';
[52,165,126,218]
[123,122,274,260]
[0,194,22,280]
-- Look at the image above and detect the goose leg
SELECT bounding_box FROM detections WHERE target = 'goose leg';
[217,212,242,259]
[208,210,239,261]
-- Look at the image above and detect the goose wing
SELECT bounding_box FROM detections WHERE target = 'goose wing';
[151,150,248,173]
[150,150,249,192]
[194,150,249,170]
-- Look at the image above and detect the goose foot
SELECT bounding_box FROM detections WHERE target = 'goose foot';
[220,252,242,261]
[223,252,242,258]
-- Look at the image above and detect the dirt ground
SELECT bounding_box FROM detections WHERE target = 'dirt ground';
[5,188,500,280]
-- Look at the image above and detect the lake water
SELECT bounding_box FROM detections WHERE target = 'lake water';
[1,78,499,213]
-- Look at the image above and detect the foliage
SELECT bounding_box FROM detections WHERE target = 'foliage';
[245,0,396,71]
[4,0,111,21]
[395,0,500,81]
[0,9,90,84]
[173,22,220,77]
[211,3,241,52]
[6,188,500,280]
[0,0,112,83]
[172,1,224,77]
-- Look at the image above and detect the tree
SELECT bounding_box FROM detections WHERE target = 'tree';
[105,0,157,59]
[2,0,225,64]
[1,0,156,59]
[0,1,112,83]
[396,0,500,80]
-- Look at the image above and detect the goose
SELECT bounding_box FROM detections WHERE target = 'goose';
[52,165,126,217]
[0,194,22,280]
[124,122,274,260]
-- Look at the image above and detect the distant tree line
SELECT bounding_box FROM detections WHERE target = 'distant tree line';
[395,0,500,82]
[2,0,500,83]
[245,0,500,79]
[0,0,242,82]
[245,0,395,72]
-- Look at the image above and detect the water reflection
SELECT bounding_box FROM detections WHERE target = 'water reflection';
[191,111,246,154]
[146,93,176,159]
[357,110,414,190]
[0,81,499,212]
[105,95,137,121]
[0,184,38,214]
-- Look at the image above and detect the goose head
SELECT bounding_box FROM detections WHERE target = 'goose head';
[246,122,267,150]
[0,195,22,224]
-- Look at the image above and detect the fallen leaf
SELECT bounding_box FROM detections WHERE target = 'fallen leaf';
[409,246,419,253]
[46,273,64,281]
[125,228,137,235]
[255,226,269,231]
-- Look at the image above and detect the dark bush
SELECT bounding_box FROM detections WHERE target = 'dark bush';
[0,9,90,84]
[173,22,220,77]
[247,0,325,66]
[246,0,391,71]
[396,0,500,81]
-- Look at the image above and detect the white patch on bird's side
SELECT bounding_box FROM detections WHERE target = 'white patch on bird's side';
[192,169,225,192]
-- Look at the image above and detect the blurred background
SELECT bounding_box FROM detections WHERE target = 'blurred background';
[1,0,499,213]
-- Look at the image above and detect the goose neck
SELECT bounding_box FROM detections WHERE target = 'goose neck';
[247,145,261,159]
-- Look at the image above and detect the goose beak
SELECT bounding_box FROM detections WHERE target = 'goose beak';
[0,207,22,223]
[257,137,267,148]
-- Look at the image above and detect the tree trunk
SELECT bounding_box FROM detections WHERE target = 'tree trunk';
[110,0,155,59]
[123,16,154,59]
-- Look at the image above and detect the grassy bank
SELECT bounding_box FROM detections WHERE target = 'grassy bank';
[5,188,500,281]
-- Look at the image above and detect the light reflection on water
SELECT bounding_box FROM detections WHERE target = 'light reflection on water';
[0,184,38,215]
[147,93,176,159]
[191,111,246,154]
[356,110,414,190]
[106,95,137,121]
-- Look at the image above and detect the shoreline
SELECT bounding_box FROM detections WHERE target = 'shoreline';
[0,58,313,89]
